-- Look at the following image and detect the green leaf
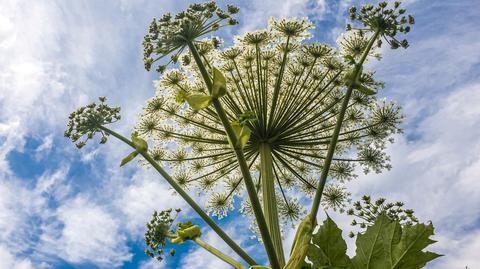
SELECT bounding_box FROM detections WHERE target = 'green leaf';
[356,85,376,95]
[308,216,350,269]
[177,225,201,240]
[131,132,148,152]
[350,214,441,269]
[211,67,227,98]
[391,223,442,268]
[231,121,251,148]
[120,150,139,167]
[171,221,202,245]
[175,90,188,103]
[350,214,392,269]
[186,94,212,111]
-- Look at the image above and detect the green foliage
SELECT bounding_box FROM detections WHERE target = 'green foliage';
[132,132,148,152]
[142,1,239,72]
[306,215,441,269]
[212,67,227,98]
[307,216,350,268]
[175,90,188,103]
[120,151,139,167]
[120,132,148,166]
[231,121,251,149]
[171,221,202,244]
[185,94,213,110]
[145,209,207,261]
[347,1,414,49]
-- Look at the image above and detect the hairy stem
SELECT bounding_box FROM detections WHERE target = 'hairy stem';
[188,41,281,269]
[260,143,286,267]
[309,30,381,223]
[193,237,248,269]
[98,125,257,266]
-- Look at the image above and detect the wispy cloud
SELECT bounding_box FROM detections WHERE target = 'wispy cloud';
[40,196,132,267]
[235,0,327,33]
[0,245,34,269]
[1,0,479,268]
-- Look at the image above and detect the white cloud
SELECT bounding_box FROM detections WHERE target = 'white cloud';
[34,135,54,159]
[339,2,480,266]
[116,170,185,237]
[0,166,69,266]
[434,230,480,269]
[346,83,480,267]
[236,0,327,33]
[139,258,167,269]
[0,245,34,269]
[179,228,242,269]
[1,0,479,268]
[0,179,37,253]
[40,196,132,268]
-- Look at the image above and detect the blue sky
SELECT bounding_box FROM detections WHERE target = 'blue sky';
[0,0,479,268]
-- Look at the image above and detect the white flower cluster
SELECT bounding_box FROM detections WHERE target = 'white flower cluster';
[136,16,403,232]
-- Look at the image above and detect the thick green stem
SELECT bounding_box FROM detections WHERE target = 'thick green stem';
[98,126,257,266]
[309,30,380,223]
[259,143,286,267]
[193,237,248,269]
[188,41,281,269]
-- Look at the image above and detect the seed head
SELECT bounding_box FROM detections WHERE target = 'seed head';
[144,209,180,261]
[64,97,120,149]
[346,196,419,237]
[347,1,414,49]
[142,1,239,72]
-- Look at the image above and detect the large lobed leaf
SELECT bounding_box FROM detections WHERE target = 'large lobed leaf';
[306,214,441,269]
[307,216,350,268]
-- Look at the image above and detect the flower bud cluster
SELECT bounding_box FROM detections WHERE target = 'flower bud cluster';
[143,1,239,72]
[145,208,182,261]
[64,97,120,149]
[346,195,418,237]
[347,1,414,49]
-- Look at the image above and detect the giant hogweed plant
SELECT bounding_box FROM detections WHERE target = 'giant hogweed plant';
[65,1,441,268]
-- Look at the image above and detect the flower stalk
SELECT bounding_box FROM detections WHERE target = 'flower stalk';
[192,237,248,269]
[97,125,257,266]
[260,143,285,268]
[259,143,285,267]
[187,41,281,269]
[309,30,381,222]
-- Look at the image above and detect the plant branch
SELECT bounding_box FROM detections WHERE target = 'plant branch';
[192,237,248,269]
[309,30,381,223]
[260,143,286,267]
[98,125,257,266]
[187,41,281,269]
